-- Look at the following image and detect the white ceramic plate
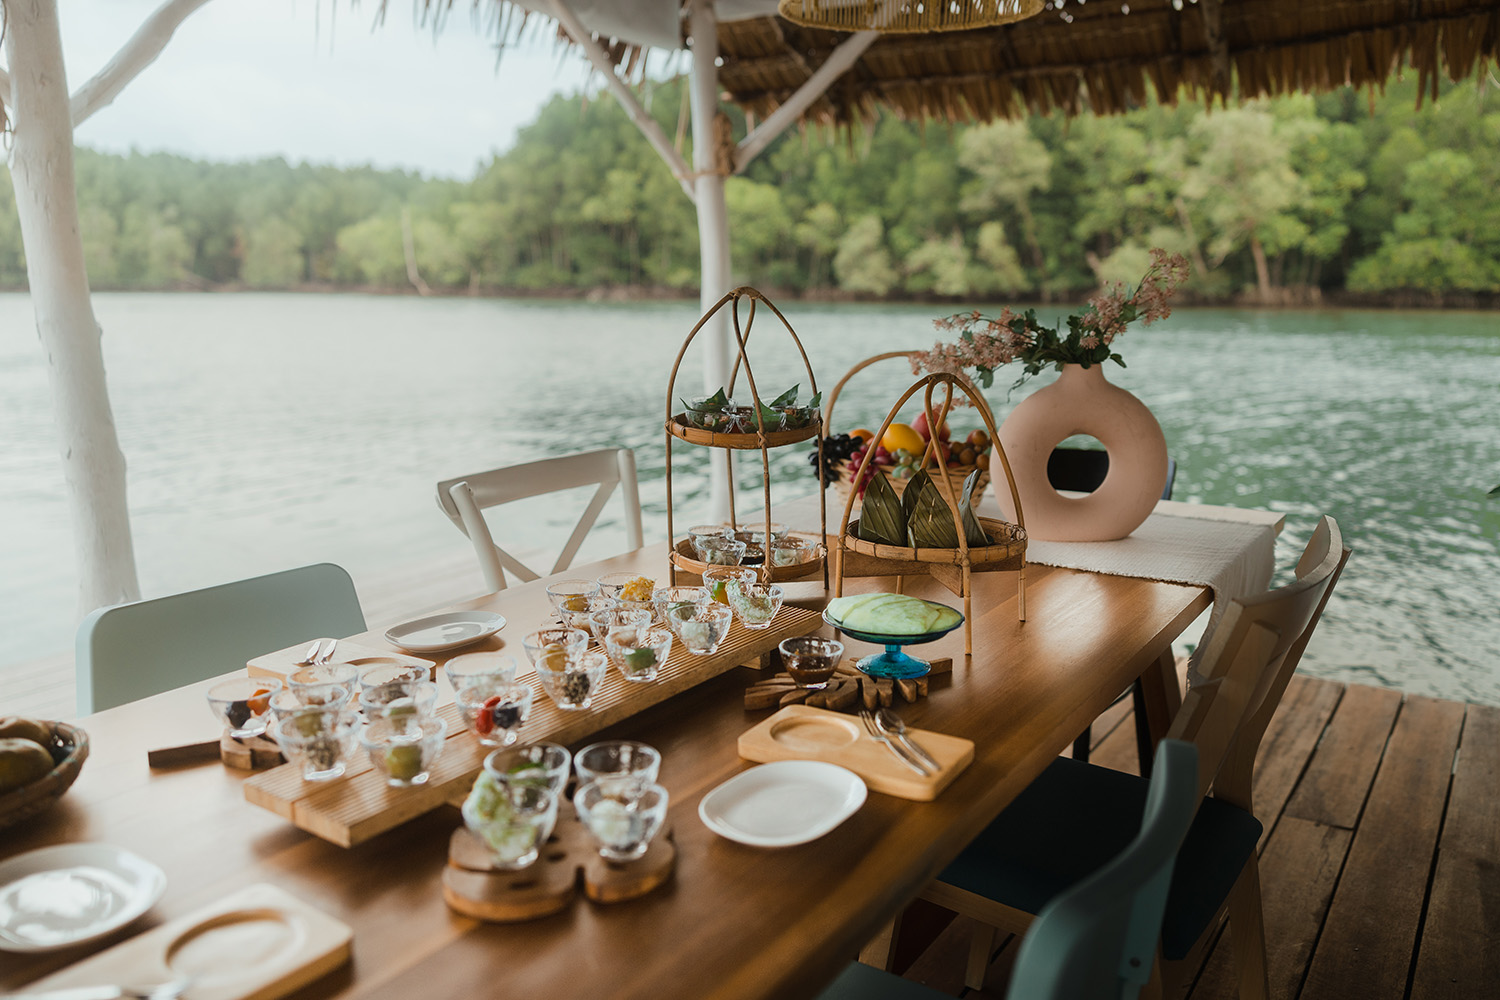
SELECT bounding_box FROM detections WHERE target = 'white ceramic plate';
[699,761,867,847]
[384,611,506,653]
[0,843,167,953]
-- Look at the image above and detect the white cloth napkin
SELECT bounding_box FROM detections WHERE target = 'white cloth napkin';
[1025,504,1279,683]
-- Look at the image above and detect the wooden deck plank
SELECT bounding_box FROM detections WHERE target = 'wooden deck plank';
[1410,703,1500,1000]
[1298,695,1466,1000]
[1283,683,1402,828]
[1247,676,1343,845]
[1187,816,1353,1000]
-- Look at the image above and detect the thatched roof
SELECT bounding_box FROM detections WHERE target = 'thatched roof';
[716,0,1500,125]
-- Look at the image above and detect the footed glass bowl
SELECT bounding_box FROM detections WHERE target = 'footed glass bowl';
[822,605,964,680]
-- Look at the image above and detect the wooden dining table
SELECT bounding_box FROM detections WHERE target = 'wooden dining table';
[2,527,1211,1000]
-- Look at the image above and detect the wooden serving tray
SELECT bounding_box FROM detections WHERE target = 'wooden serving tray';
[443,805,675,923]
[244,606,824,846]
[738,705,974,801]
[247,640,434,683]
[17,883,351,1000]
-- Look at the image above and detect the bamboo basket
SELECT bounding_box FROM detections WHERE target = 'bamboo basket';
[0,721,89,830]
[833,373,1028,652]
[823,351,991,500]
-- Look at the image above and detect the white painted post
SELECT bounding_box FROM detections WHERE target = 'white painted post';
[5,0,142,615]
[688,0,735,522]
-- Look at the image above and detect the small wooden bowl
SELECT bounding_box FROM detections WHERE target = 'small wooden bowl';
[0,721,90,831]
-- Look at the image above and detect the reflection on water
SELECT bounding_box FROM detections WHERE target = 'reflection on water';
[1,295,1496,703]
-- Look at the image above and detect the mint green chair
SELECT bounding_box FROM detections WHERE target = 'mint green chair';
[1005,739,1200,999]
[75,563,366,714]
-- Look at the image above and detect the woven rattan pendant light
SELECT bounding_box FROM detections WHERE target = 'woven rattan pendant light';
[777,0,1045,33]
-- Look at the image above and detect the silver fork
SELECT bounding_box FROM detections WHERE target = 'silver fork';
[292,639,326,666]
[314,638,339,665]
[859,709,930,776]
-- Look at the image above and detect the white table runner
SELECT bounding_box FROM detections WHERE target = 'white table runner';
[1025,502,1281,679]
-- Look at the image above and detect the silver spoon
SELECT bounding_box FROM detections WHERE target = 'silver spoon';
[314,638,339,665]
[876,708,941,773]
[292,639,325,666]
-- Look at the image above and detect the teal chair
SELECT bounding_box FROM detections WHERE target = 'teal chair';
[76,563,367,714]
[817,741,1199,1000]
[1004,739,1199,999]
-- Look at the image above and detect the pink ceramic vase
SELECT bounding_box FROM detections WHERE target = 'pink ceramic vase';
[994,363,1168,541]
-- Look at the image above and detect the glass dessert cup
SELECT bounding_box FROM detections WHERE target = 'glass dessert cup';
[545,579,600,623]
[358,679,439,724]
[684,395,737,432]
[574,780,669,863]
[443,652,518,693]
[587,607,651,644]
[206,677,282,738]
[701,566,758,605]
[522,627,589,667]
[461,773,558,871]
[358,663,427,692]
[534,648,609,710]
[276,710,360,782]
[686,524,734,550]
[734,522,790,546]
[288,662,358,703]
[574,741,661,797]
[455,681,534,748]
[666,603,733,655]
[270,683,350,721]
[596,572,655,603]
[693,536,748,567]
[778,636,845,690]
[725,582,784,630]
[652,585,709,626]
[362,715,447,787]
[483,742,572,797]
[604,627,673,683]
[770,536,821,568]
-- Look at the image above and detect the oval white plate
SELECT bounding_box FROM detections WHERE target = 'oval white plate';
[385,611,506,653]
[0,843,167,953]
[699,761,867,847]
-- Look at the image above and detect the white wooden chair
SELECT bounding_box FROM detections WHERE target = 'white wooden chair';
[435,448,643,592]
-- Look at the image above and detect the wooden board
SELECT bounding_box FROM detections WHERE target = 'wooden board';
[247,639,434,683]
[1298,695,1465,1000]
[16,883,351,1000]
[1410,704,1500,1000]
[738,705,974,801]
[244,606,825,846]
[443,806,675,922]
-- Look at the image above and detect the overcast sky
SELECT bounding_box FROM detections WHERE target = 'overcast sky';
[55,0,599,179]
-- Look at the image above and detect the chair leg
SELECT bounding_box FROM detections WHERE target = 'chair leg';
[1072,727,1092,762]
[859,915,901,971]
[1225,857,1271,1000]
[1131,679,1153,778]
[966,922,998,991]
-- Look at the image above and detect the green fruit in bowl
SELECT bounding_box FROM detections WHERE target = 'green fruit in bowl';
[826,593,962,635]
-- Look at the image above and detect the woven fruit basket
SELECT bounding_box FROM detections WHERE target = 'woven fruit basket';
[0,720,89,831]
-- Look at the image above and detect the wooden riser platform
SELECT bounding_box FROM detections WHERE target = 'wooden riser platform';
[888,675,1499,1000]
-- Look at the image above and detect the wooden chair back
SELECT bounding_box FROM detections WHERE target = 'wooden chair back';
[1006,740,1201,1000]
[435,448,643,592]
[75,562,366,714]
[1167,515,1349,804]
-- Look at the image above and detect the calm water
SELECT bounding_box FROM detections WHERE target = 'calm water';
[2,294,1497,702]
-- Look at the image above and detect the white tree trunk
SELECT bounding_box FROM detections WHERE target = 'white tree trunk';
[688,0,734,523]
[6,0,142,614]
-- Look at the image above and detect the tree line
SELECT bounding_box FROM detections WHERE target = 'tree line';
[0,74,1495,302]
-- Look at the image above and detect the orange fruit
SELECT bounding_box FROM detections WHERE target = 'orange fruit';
[881,423,925,455]
[848,428,875,445]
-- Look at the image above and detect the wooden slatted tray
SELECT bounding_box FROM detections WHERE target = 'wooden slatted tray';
[244,606,823,846]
